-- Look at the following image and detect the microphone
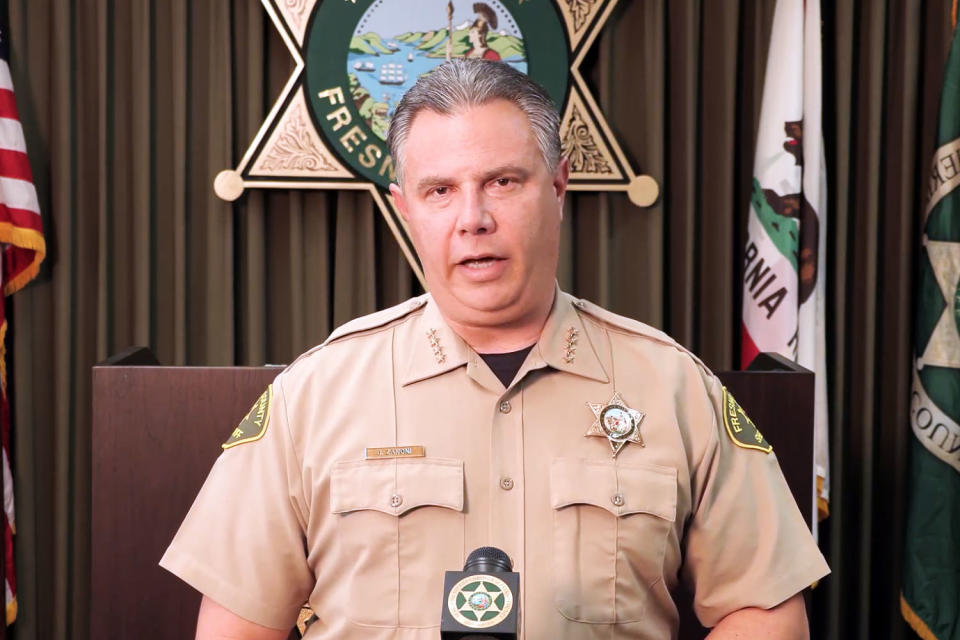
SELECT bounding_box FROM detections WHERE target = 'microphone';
[440,546,520,639]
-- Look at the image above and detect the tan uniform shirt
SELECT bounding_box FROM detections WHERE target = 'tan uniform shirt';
[161,290,829,639]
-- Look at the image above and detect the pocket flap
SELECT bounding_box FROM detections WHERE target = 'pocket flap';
[331,457,464,516]
[550,457,677,521]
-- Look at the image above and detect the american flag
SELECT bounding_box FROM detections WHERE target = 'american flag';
[0,0,47,625]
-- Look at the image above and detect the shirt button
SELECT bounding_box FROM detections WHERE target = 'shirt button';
[499,400,512,414]
[500,477,514,491]
[611,493,624,507]
[390,494,403,508]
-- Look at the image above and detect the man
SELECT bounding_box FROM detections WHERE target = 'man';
[161,59,829,639]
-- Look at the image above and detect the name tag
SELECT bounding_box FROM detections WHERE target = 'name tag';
[364,445,425,459]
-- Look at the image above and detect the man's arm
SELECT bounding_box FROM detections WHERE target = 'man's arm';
[706,593,809,640]
[195,596,292,640]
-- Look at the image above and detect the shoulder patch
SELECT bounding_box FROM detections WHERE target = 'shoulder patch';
[223,386,272,450]
[721,387,772,453]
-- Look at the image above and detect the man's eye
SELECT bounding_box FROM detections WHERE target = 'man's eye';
[495,178,511,187]
[430,186,449,197]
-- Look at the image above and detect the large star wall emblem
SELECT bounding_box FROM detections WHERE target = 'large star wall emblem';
[214,0,660,284]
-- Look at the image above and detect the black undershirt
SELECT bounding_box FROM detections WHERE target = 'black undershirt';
[478,345,535,388]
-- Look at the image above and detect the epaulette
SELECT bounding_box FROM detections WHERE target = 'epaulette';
[573,297,712,373]
[325,294,430,345]
[573,297,675,344]
[286,294,429,369]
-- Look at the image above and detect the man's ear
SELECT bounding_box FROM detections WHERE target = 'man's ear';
[389,182,410,222]
[553,157,570,204]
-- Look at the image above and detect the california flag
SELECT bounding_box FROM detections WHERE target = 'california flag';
[740,0,829,533]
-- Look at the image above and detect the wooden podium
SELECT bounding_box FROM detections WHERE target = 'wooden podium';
[90,351,813,640]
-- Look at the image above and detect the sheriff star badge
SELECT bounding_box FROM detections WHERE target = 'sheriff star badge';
[585,392,645,457]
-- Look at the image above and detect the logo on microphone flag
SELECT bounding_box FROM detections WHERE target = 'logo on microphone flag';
[739,0,829,529]
[447,574,513,629]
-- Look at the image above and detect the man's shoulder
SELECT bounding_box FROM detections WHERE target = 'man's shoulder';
[282,294,429,375]
[323,294,431,345]
[571,296,713,375]
[574,297,680,349]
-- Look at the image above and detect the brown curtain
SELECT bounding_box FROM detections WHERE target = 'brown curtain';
[3,0,948,638]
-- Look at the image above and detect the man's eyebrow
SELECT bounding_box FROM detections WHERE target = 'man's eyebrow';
[413,165,531,193]
[414,175,453,193]
[481,165,531,181]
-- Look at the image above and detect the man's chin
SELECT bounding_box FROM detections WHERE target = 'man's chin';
[446,289,523,321]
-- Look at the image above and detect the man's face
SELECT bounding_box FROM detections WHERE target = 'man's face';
[390,99,568,332]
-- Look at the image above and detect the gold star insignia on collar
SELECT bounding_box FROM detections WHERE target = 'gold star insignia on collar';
[563,327,579,363]
[585,392,645,457]
[427,328,446,364]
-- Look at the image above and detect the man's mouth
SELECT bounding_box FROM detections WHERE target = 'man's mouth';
[459,256,504,269]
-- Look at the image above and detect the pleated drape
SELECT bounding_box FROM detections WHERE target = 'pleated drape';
[3,1,949,638]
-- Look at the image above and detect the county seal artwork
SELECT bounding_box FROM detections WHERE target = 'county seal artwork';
[215,0,658,282]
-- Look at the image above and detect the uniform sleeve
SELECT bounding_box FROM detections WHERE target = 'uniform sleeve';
[159,374,313,630]
[681,371,830,627]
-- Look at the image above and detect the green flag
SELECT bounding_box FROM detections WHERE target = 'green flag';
[902,22,960,640]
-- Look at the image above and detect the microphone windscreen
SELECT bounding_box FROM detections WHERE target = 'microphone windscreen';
[463,546,512,573]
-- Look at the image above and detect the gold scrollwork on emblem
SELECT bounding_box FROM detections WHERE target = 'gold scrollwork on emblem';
[260,107,338,172]
[562,105,612,175]
[278,0,314,42]
[566,0,599,33]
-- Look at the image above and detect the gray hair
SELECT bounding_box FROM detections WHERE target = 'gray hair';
[387,59,561,185]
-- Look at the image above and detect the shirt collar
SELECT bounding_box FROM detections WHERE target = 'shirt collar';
[402,296,473,386]
[401,286,609,387]
[529,288,609,384]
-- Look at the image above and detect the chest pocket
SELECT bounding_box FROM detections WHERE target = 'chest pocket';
[331,458,465,628]
[550,457,677,624]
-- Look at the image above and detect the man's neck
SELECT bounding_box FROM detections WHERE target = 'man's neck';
[438,292,556,354]
[444,315,544,353]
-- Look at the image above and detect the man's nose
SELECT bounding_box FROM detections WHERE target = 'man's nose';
[457,187,495,235]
